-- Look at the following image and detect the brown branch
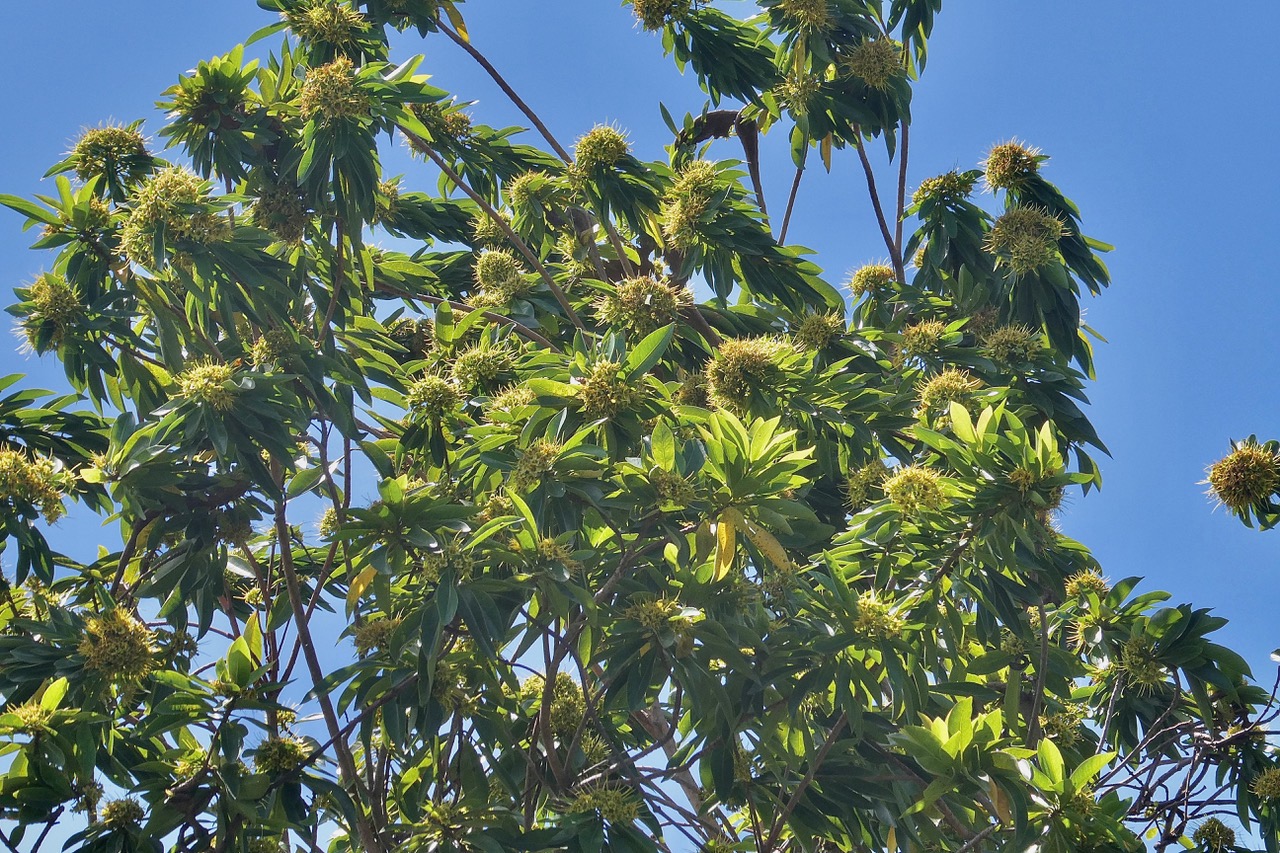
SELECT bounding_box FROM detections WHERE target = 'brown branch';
[852,130,906,283]
[778,161,805,246]
[762,712,848,852]
[895,121,910,255]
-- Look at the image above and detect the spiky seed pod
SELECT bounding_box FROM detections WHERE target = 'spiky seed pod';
[353,616,402,656]
[284,1,370,49]
[778,0,832,32]
[985,207,1066,274]
[901,319,948,356]
[1207,443,1280,511]
[177,360,237,411]
[511,439,562,492]
[843,38,903,91]
[568,784,641,824]
[632,0,690,30]
[574,125,630,171]
[79,610,157,682]
[1065,569,1109,598]
[17,272,83,353]
[883,466,945,514]
[917,368,981,418]
[70,124,151,185]
[1253,768,1280,801]
[983,140,1042,191]
[912,171,976,206]
[793,312,846,351]
[121,167,227,268]
[705,337,787,414]
[983,324,1040,363]
[594,276,692,337]
[848,264,895,298]
[854,592,904,640]
[100,797,146,829]
[1192,818,1236,851]
[406,375,459,419]
[578,361,640,419]
[254,737,307,774]
[299,56,370,124]
[451,344,513,391]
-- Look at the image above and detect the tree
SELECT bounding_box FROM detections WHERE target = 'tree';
[0,1,1274,851]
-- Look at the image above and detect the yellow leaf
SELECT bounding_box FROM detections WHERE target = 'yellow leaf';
[347,564,377,613]
[989,778,1011,823]
[886,827,897,851]
[714,513,736,581]
[443,3,469,41]
[736,510,792,572]
[821,133,833,172]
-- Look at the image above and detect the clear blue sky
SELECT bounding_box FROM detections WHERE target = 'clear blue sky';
[2,0,1279,793]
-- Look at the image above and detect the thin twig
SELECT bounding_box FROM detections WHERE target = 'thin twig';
[894,121,910,255]
[778,161,805,246]
[852,130,905,283]
[762,712,849,852]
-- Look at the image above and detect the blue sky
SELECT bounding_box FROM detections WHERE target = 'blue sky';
[1,0,1279,824]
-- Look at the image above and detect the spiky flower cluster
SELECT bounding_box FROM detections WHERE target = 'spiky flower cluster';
[986,207,1066,274]
[101,797,145,829]
[1192,818,1236,852]
[1065,569,1109,598]
[487,384,536,420]
[70,124,151,184]
[299,56,369,124]
[650,468,695,507]
[778,0,832,32]
[472,249,530,305]
[984,140,1041,191]
[578,361,640,419]
[506,171,549,207]
[595,276,691,337]
[913,172,975,208]
[662,160,719,248]
[632,0,690,30]
[854,591,904,640]
[251,329,295,368]
[776,73,821,116]
[386,317,433,360]
[844,462,886,510]
[471,212,510,246]
[451,344,513,391]
[1207,443,1280,511]
[901,319,948,356]
[983,324,1040,364]
[706,337,786,414]
[285,1,370,48]
[419,540,475,585]
[252,183,310,244]
[848,264,895,298]
[354,616,402,656]
[520,672,585,735]
[406,375,459,419]
[623,595,687,633]
[254,737,307,775]
[536,537,582,572]
[1040,703,1087,748]
[511,440,561,491]
[1117,637,1166,693]
[79,610,157,682]
[917,369,981,419]
[0,449,70,523]
[1252,767,1280,801]
[674,372,709,408]
[843,38,903,90]
[883,466,945,515]
[318,506,341,539]
[793,312,845,351]
[121,167,226,268]
[177,360,237,411]
[574,125,629,172]
[568,785,641,824]
[1,701,52,733]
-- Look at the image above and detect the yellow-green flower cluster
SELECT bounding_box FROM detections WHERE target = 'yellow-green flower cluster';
[983,324,1040,364]
[661,160,719,249]
[511,439,561,491]
[100,797,145,829]
[121,167,227,268]
[254,736,307,774]
[574,125,629,171]
[650,468,695,507]
[578,361,640,419]
[984,140,1041,191]
[70,124,150,183]
[0,449,71,523]
[386,317,433,360]
[844,461,886,511]
[299,56,370,124]
[19,272,83,352]
[883,466,945,514]
[354,616,402,656]
[1065,569,1109,598]
[506,170,549,206]
[1207,443,1280,511]
[1252,767,1280,801]
[0,701,52,734]
[79,610,157,683]
[1117,637,1166,694]
[419,539,475,585]
[451,343,513,391]
[632,0,690,30]
[472,249,531,305]
[843,38,903,90]
[705,337,786,414]
[986,207,1066,274]
[778,0,832,32]
[901,319,948,356]
[251,329,296,368]
[471,212,510,246]
[285,1,370,48]
[567,785,641,824]
[793,312,845,351]
[520,672,585,735]
[848,264,895,298]
[177,360,237,411]
[854,591,904,640]
[252,183,310,244]
[406,375,459,419]
[1040,703,1087,748]
[594,276,691,337]
[318,506,341,539]
[1192,818,1236,852]
[913,171,976,207]
[917,368,981,419]
[775,73,821,116]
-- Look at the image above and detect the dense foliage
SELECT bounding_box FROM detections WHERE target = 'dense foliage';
[0,1,1275,852]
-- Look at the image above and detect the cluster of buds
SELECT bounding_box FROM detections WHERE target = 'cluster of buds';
[574,125,630,172]
[917,368,981,421]
[0,448,72,523]
[451,343,514,391]
[1192,818,1236,852]
[986,207,1066,274]
[519,672,586,735]
[510,439,561,491]
[1065,569,1109,598]
[661,159,718,248]
[284,1,371,50]
[594,276,691,337]
[406,374,460,419]
[472,249,531,306]
[1206,442,1280,511]
[577,361,640,419]
[778,0,832,33]
[177,360,238,411]
[18,272,84,353]
[982,324,1040,364]
[913,171,976,207]
[705,337,787,414]
[631,0,690,31]
[983,140,1042,191]
[299,56,370,124]
[567,784,641,824]
[69,124,152,187]
[253,736,308,774]
[883,465,946,515]
[842,38,903,91]
[100,797,146,830]
[854,591,904,640]
[79,609,157,683]
[793,312,845,351]
[121,167,228,268]
[353,615,402,656]
[848,264,895,298]
[843,461,887,511]
[901,319,948,357]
